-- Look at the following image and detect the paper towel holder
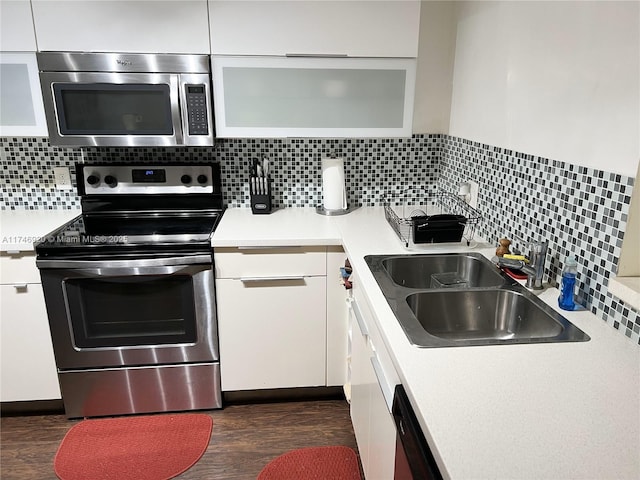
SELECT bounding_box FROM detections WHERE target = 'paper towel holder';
[317,153,356,216]
[316,204,357,216]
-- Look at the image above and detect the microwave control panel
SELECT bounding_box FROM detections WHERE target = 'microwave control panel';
[185,85,209,136]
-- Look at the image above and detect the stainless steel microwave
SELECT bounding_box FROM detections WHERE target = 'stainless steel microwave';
[37,52,214,147]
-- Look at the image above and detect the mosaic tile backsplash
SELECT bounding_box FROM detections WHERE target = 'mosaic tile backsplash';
[1,135,637,344]
[437,136,638,344]
[0,136,440,210]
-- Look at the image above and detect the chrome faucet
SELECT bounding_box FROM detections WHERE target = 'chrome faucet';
[521,240,548,290]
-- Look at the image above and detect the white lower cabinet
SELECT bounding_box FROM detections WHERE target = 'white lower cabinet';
[326,246,349,387]
[349,297,373,463]
[367,359,398,479]
[216,275,326,390]
[349,286,398,479]
[0,253,61,402]
[214,246,348,392]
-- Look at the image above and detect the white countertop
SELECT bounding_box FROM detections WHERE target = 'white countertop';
[212,207,342,247]
[0,209,81,252]
[212,207,640,480]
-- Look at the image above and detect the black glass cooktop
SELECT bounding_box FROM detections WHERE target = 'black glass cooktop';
[35,211,222,256]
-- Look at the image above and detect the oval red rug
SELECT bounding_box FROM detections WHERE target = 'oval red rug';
[54,413,213,480]
[257,446,361,480]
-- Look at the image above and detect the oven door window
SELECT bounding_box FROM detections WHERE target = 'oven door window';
[64,275,197,348]
[53,83,173,135]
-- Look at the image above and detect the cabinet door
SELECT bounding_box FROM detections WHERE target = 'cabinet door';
[31,1,210,54]
[216,276,326,391]
[212,56,416,138]
[350,289,400,479]
[368,351,398,479]
[326,247,348,386]
[349,299,373,472]
[0,0,37,51]
[0,53,47,136]
[0,283,61,401]
[209,1,420,57]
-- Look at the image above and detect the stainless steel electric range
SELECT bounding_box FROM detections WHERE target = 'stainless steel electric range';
[35,162,225,418]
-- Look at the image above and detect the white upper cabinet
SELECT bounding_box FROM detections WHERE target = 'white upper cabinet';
[0,0,37,51]
[209,0,420,57]
[0,53,47,136]
[31,1,210,54]
[212,56,416,138]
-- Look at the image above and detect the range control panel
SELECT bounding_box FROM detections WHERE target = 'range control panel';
[80,164,216,195]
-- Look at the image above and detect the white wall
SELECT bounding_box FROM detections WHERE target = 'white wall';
[448,1,639,178]
[413,1,457,133]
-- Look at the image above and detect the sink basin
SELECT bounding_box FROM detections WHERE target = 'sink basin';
[365,253,590,347]
[399,289,590,346]
[366,253,510,290]
[408,289,575,341]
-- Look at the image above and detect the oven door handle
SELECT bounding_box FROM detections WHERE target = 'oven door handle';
[36,254,212,270]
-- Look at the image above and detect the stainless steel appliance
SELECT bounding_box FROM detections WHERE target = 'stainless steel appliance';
[37,52,214,147]
[35,163,224,418]
[393,385,442,480]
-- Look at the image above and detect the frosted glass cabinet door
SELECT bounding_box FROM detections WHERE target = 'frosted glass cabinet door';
[211,56,416,138]
[0,53,47,136]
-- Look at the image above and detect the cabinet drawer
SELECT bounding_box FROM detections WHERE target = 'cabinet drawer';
[214,246,326,279]
[0,253,40,284]
[353,286,400,411]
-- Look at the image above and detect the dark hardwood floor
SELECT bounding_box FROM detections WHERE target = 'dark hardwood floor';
[1,399,360,480]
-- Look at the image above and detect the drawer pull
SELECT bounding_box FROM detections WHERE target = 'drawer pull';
[13,284,28,291]
[371,355,395,411]
[350,299,369,337]
[240,276,305,283]
[236,246,302,251]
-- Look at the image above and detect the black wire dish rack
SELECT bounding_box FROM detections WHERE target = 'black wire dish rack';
[383,188,482,248]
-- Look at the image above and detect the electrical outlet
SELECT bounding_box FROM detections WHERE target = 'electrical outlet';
[53,167,73,190]
[468,181,479,209]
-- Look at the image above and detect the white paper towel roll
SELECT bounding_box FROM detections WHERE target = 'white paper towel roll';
[322,157,347,211]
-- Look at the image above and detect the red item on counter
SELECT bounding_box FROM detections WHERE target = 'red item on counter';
[503,267,528,280]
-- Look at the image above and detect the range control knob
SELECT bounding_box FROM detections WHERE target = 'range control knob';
[104,175,118,188]
[197,174,208,184]
[86,174,100,186]
[181,174,192,184]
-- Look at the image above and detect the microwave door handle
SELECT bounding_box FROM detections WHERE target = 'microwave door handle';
[172,74,184,144]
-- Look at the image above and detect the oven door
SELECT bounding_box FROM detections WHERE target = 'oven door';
[37,254,219,370]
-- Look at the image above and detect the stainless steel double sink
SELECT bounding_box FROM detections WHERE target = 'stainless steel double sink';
[364,253,590,347]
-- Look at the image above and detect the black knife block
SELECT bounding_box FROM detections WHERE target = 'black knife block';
[250,177,272,214]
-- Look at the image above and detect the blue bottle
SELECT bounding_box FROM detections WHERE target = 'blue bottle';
[558,256,578,311]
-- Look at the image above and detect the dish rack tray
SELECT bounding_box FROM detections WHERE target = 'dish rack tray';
[384,189,482,248]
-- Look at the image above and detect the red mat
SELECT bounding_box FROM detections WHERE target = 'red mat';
[257,446,361,480]
[54,413,213,480]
